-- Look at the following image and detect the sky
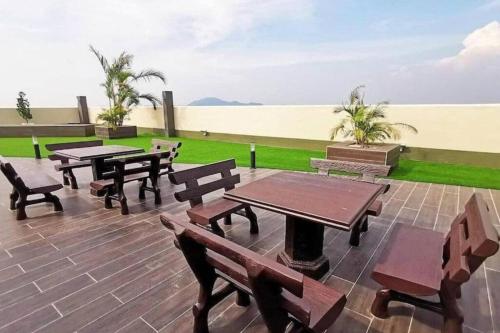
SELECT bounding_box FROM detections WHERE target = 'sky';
[0,0,499,106]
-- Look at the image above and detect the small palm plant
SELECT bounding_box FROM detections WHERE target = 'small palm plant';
[331,86,417,147]
[90,45,166,129]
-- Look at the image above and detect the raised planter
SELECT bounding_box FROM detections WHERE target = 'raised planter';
[95,125,137,139]
[326,141,401,169]
[0,124,95,137]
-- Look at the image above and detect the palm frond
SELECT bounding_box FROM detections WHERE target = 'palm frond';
[138,93,162,109]
[133,69,166,84]
[392,122,418,134]
[89,45,110,73]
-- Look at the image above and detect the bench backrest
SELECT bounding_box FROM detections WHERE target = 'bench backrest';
[150,139,181,164]
[310,158,391,182]
[168,159,240,207]
[442,193,499,287]
[45,140,103,161]
[0,156,28,192]
[160,213,313,330]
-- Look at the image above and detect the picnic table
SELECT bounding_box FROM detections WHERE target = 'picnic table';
[54,145,144,195]
[224,172,385,279]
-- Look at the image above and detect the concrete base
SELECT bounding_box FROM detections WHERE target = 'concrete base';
[0,124,95,137]
[95,125,137,139]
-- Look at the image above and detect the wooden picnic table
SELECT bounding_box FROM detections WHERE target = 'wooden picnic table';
[224,171,385,279]
[54,145,144,195]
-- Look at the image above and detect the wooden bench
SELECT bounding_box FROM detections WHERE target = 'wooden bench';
[0,156,63,220]
[370,193,500,333]
[169,159,258,237]
[149,139,182,176]
[46,140,103,189]
[90,152,169,215]
[161,213,347,333]
[310,157,390,246]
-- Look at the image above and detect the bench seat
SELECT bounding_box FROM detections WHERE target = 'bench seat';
[23,173,64,194]
[54,160,91,171]
[90,172,150,191]
[283,277,345,332]
[187,198,247,225]
[372,223,444,296]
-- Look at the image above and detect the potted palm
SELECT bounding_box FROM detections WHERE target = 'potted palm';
[327,86,417,168]
[90,46,166,139]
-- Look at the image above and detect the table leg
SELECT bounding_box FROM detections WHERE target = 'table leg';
[90,158,110,196]
[277,215,329,280]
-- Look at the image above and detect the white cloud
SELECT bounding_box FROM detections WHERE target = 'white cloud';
[478,0,500,10]
[439,21,500,69]
[0,0,314,106]
[0,2,498,106]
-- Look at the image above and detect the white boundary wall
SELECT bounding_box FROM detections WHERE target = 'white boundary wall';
[1,104,499,153]
[174,105,500,153]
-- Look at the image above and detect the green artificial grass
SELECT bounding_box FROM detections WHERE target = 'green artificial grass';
[0,134,499,189]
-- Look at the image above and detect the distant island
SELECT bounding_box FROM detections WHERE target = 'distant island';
[188,97,262,106]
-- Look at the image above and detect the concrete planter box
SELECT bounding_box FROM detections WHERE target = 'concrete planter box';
[0,124,95,137]
[326,142,401,169]
[95,125,137,139]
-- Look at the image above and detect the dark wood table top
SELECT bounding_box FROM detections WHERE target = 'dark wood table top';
[224,172,385,230]
[54,145,144,161]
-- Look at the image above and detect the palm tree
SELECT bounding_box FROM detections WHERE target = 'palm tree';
[331,86,417,147]
[90,45,166,128]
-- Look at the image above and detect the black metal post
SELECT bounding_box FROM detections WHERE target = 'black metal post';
[32,135,41,159]
[250,143,256,169]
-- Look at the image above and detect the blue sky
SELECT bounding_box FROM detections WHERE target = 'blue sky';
[0,0,499,106]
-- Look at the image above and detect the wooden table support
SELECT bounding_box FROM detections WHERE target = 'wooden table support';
[277,215,329,279]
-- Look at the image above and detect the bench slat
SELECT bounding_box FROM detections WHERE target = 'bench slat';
[168,159,236,185]
[174,174,240,202]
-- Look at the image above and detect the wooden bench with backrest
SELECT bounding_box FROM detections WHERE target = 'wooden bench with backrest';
[310,157,390,246]
[45,140,103,189]
[161,213,347,333]
[148,139,182,176]
[0,156,63,220]
[90,151,169,215]
[370,193,500,333]
[168,159,258,237]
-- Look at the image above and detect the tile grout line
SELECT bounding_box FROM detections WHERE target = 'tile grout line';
[19,214,167,273]
[110,292,124,304]
[488,189,500,223]
[483,265,496,333]
[51,303,64,317]
[432,184,446,231]
[412,184,432,226]
[140,317,159,332]
[17,263,26,273]
[0,243,176,330]
[4,249,13,258]
[1,229,170,298]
